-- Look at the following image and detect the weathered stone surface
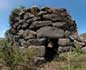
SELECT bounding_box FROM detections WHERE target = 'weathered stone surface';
[27,38,46,46]
[41,7,50,11]
[37,11,47,16]
[58,38,71,46]
[81,47,86,53]
[58,46,73,53]
[24,13,34,19]
[43,14,63,21]
[29,45,45,57]
[52,22,66,28]
[37,26,64,38]
[29,57,45,66]
[9,6,79,55]
[19,11,25,16]
[17,29,24,36]
[69,32,78,40]
[18,39,27,47]
[29,6,40,14]
[12,23,19,29]
[23,29,36,39]
[18,20,25,24]
[16,25,21,30]
[22,23,28,28]
[32,17,41,21]
[64,30,70,37]
[29,21,52,29]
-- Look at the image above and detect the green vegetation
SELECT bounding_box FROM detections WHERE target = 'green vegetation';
[58,52,86,70]
[0,33,86,70]
[0,40,38,70]
[0,38,7,46]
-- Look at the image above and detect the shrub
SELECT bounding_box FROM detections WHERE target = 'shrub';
[0,41,38,70]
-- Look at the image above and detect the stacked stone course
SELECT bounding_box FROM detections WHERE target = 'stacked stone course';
[9,6,79,53]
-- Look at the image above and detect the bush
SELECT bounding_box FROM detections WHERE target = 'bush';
[0,41,38,70]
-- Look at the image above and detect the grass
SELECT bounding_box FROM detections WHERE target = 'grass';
[0,39,86,70]
[60,52,86,70]
[38,52,86,70]
[0,41,39,70]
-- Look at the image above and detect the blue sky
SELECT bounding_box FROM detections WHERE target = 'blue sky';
[0,0,86,38]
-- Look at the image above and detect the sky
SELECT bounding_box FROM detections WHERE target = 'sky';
[0,0,86,38]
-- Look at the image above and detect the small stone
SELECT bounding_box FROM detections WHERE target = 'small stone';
[41,7,50,11]
[17,30,24,36]
[58,38,71,46]
[18,39,26,46]
[24,13,34,20]
[37,11,47,16]
[23,29,37,39]
[22,23,28,28]
[52,22,66,28]
[58,46,72,53]
[27,38,46,46]
[18,20,25,24]
[30,6,40,14]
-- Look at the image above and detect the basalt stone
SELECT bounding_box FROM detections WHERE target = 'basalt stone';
[26,19,33,23]
[12,22,19,29]
[9,6,78,52]
[58,8,67,12]
[10,28,17,34]
[29,45,45,57]
[32,17,41,21]
[19,11,25,16]
[37,11,47,16]
[37,26,64,38]
[21,23,28,28]
[13,41,20,47]
[15,17,20,22]
[17,29,24,36]
[81,47,86,53]
[69,32,78,40]
[24,13,34,20]
[41,7,50,11]
[27,38,46,46]
[58,46,73,53]
[29,57,45,66]
[29,6,40,14]
[26,19,33,26]
[29,21,52,29]
[64,30,70,37]
[13,35,20,41]
[58,38,71,46]
[23,29,36,39]
[18,20,25,24]
[52,22,66,28]
[18,39,26,46]
[16,25,22,30]
[43,14,63,21]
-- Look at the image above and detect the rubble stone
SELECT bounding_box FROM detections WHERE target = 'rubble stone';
[37,26,64,38]
[8,6,80,55]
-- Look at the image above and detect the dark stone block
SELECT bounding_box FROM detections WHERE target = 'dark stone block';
[29,21,52,29]
[37,26,64,38]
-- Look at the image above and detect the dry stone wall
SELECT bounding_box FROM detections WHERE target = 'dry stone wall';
[9,6,79,52]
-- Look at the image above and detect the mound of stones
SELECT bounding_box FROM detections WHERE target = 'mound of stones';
[8,6,86,61]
